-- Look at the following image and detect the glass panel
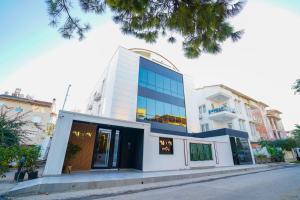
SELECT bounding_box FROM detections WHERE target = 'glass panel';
[137,96,147,119]
[163,77,171,95]
[139,68,148,87]
[171,104,179,117]
[112,130,120,167]
[156,74,164,93]
[171,80,178,97]
[93,129,111,167]
[147,98,155,120]
[148,71,156,90]
[178,82,184,98]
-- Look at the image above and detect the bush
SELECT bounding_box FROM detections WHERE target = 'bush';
[0,146,41,178]
[0,146,18,178]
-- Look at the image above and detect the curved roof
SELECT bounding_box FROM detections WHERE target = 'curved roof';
[129,48,180,72]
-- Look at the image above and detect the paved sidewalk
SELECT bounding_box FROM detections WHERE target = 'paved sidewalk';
[9,164,297,200]
[2,164,281,198]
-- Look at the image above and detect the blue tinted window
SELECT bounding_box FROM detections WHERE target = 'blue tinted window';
[156,101,164,116]
[179,107,185,117]
[178,83,184,97]
[156,74,164,93]
[171,80,178,97]
[163,77,171,95]
[148,71,156,89]
[171,105,179,117]
[164,103,171,116]
[147,98,155,117]
[139,68,148,86]
[137,96,147,119]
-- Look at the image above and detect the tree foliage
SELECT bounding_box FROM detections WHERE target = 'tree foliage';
[293,124,300,146]
[292,79,300,94]
[46,0,246,58]
[0,106,40,147]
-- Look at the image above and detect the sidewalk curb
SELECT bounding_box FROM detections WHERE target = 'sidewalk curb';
[3,164,297,199]
[62,165,296,200]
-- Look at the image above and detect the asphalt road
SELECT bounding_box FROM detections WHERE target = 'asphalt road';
[98,166,300,200]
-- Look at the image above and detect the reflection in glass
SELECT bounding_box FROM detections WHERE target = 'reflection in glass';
[93,129,111,168]
[136,96,187,127]
[138,67,184,99]
[112,130,120,167]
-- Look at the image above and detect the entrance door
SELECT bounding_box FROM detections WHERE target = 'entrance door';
[93,128,111,168]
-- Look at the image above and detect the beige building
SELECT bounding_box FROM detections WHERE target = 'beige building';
[266,109,287,139]
[0,88,56,145]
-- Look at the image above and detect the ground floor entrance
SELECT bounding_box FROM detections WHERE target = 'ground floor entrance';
[230,137,253,165]
[64,121,144,172]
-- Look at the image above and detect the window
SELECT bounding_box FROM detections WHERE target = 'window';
[199,104,206,114]
[190,143,213,161]
[249,122,257,137]
[138,66,184,99]
[15,107,23,113]
[239,119,246,131]
[234,99,242,114]
[201,123,209,132]
[136,96,186,127]
[32,116,42,124]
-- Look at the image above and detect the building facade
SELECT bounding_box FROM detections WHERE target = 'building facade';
[196,85,286,147]
[44,48,254,176]
[266,109,287,139]
[0,89,56,145]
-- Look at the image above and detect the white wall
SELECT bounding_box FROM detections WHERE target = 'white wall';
[184,75,201,133]
[110,48,140,121]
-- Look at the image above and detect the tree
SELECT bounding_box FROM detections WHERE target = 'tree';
[46,0,246,58]
[292,79,300,94]
[293,124,300,146]
[0,106,40,147]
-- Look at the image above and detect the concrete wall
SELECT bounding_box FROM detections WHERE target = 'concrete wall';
[44,111,235,175]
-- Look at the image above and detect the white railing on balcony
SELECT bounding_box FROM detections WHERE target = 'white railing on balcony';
[208,106,236,115]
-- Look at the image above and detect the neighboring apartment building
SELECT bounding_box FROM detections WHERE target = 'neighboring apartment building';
[0,89,57,145]
[44,47,254,176]
[266,109,287,139]
[196,85,285,147]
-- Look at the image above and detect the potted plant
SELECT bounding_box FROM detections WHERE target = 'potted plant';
[24,146,41,180]
[64,143,81,174]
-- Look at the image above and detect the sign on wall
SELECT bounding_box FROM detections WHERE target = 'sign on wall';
[159,137,174,154]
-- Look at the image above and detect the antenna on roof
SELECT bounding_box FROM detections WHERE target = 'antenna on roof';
[62,84,71,111]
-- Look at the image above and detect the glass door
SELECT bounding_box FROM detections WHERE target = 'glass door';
[93,128,111,168]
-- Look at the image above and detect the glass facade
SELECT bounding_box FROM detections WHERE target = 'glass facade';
[137,57,187,132]
[137,96,187,127]
[139,68,184,99]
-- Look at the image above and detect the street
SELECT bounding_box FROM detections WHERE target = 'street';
[95,166,300,200]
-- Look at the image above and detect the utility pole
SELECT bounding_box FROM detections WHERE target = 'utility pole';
[62,84,71,110]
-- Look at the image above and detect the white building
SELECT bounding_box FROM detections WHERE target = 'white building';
[44,48,254,176]
[196,84,286,148]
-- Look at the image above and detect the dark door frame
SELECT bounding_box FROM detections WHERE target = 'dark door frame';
[91,124,144,170]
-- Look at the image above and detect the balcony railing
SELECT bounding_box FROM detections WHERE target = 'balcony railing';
[208,106,236,115]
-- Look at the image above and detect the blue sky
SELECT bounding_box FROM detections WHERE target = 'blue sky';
[1,0,300,82]
[0,0,109,80]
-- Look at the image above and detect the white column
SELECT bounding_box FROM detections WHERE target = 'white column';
[43,113,73,176]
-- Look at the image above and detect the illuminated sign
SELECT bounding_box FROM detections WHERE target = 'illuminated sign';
[159,137,173,155]
[72,131,92,137]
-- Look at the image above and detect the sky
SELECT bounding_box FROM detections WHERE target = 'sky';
[0,0,299,130]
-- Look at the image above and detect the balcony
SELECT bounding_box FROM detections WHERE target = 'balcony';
[206,92,231,103]
[208,106,237,121]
